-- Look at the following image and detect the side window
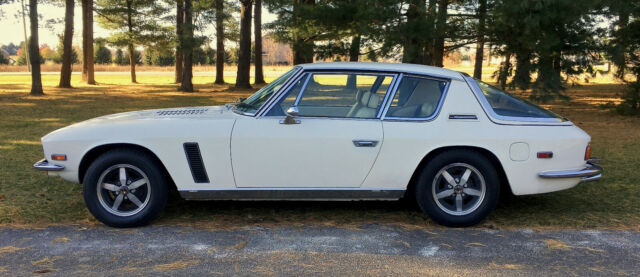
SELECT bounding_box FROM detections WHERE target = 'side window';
[267,72,394,119]
[386,76,447,119]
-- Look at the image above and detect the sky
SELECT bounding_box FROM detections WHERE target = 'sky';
[0,1,277,48]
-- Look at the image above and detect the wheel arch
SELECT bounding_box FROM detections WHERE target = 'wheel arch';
[405,145,513,199]
[78,143,176,188]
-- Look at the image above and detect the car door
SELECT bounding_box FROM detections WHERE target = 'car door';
[231,72,396,188]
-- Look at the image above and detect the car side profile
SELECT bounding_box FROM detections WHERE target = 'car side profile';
[34,62,602,227]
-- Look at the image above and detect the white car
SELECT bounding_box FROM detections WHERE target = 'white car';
[34,62,602,227]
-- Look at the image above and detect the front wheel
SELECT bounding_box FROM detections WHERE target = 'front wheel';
[415,150,500,227]
[83,149,168,228]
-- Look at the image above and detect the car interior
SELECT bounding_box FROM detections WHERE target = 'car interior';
[266,73,446,119]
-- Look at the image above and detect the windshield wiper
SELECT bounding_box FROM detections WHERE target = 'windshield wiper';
[235,102,254,109]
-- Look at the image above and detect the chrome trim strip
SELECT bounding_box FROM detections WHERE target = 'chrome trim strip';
[33,159,65,171]
[375,73,401,118]
[378,73,403,119]
[449,114,478,120]
[462,75,573,126]
[381,75,451,122]
[292,73,312,106]
[538,161,603,182]
[179,188,406,200]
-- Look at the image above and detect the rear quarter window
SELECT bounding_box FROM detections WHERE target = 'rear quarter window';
[474,79,563,119]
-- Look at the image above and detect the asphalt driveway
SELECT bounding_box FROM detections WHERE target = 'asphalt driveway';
[0,224,638,276]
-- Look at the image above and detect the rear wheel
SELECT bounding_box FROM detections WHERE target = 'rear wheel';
[83,149,168,227]
[415,150,500,227]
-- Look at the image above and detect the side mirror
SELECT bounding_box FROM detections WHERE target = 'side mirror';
[281,106,300,125]
[285,106,299,117]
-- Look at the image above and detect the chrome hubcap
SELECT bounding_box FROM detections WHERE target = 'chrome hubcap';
[432,163,486,216]
[97,164,151,217]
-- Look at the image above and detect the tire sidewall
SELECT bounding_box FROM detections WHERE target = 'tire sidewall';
[415,150,500,227]
[83,150,168,227]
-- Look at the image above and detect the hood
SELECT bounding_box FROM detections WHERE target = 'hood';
[43,105,239,139]
[95,105,235,121]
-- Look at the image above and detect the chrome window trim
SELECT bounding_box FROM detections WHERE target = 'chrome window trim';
[260,70,399,119]
[377,73,403,118]
[462,75,573,126]
[380,74,451,122]
[293,73,312,106]
[252,66,304,117]
[298,64,465,81]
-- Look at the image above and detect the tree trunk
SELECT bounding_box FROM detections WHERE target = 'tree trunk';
[433,0,448,67]
[423,0,437,65]
[128,44,137,83]
[28,0,43,95]
[175,0,184,84]
[614,10,630,80]
[513,50,532,90]
[81,0,95,84]
[180,0,194,92]
[214,0,225,84]
[253,0,265,84]
[125,0,137,83]
[472,0,486,79]
[349,34,361,62]
[402,0,426,64]
[292,40,314,64]
[235,0,252,89]
[21,0,30,72]
[58,0,74,88]
[292,0,314,65]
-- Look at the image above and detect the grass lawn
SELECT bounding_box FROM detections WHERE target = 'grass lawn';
[0,69,638,230]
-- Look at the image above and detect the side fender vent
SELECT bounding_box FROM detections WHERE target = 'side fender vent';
[183,142,209,183]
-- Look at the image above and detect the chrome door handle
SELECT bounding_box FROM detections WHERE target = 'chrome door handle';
[353,140,379,147]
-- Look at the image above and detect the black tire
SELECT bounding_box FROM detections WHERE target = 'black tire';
[83,149,168,228]
[415,150,500,227]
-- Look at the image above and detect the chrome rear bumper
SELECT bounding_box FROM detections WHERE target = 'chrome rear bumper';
[33,159,65,171]
[538,158,602,182]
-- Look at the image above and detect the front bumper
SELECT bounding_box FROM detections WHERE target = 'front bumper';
[538,158,602,182]
[33,159,65,171]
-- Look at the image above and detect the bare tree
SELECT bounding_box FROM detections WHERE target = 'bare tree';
[235,0,252,88]
[28,0,43,95]
[59,0,74,88]
[81,0,96,84]
[253,0,265,84]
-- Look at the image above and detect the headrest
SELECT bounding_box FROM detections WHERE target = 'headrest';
[420,102,436,117]
[367,94,380,109]
[360,91,372,106]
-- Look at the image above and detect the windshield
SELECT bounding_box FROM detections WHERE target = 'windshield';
[474,79,564,120]
[233,67,299,115]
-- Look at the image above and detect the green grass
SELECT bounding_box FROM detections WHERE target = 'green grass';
[0,72,638,230]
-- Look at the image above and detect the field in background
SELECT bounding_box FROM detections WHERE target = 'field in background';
[0,67,638,230]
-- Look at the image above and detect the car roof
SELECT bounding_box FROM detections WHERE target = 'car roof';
[297,62,465,80]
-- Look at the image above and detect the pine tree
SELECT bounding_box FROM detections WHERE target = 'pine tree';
[96,0,171,83]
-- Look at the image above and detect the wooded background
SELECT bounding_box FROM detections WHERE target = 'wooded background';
[1,0,639,114]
